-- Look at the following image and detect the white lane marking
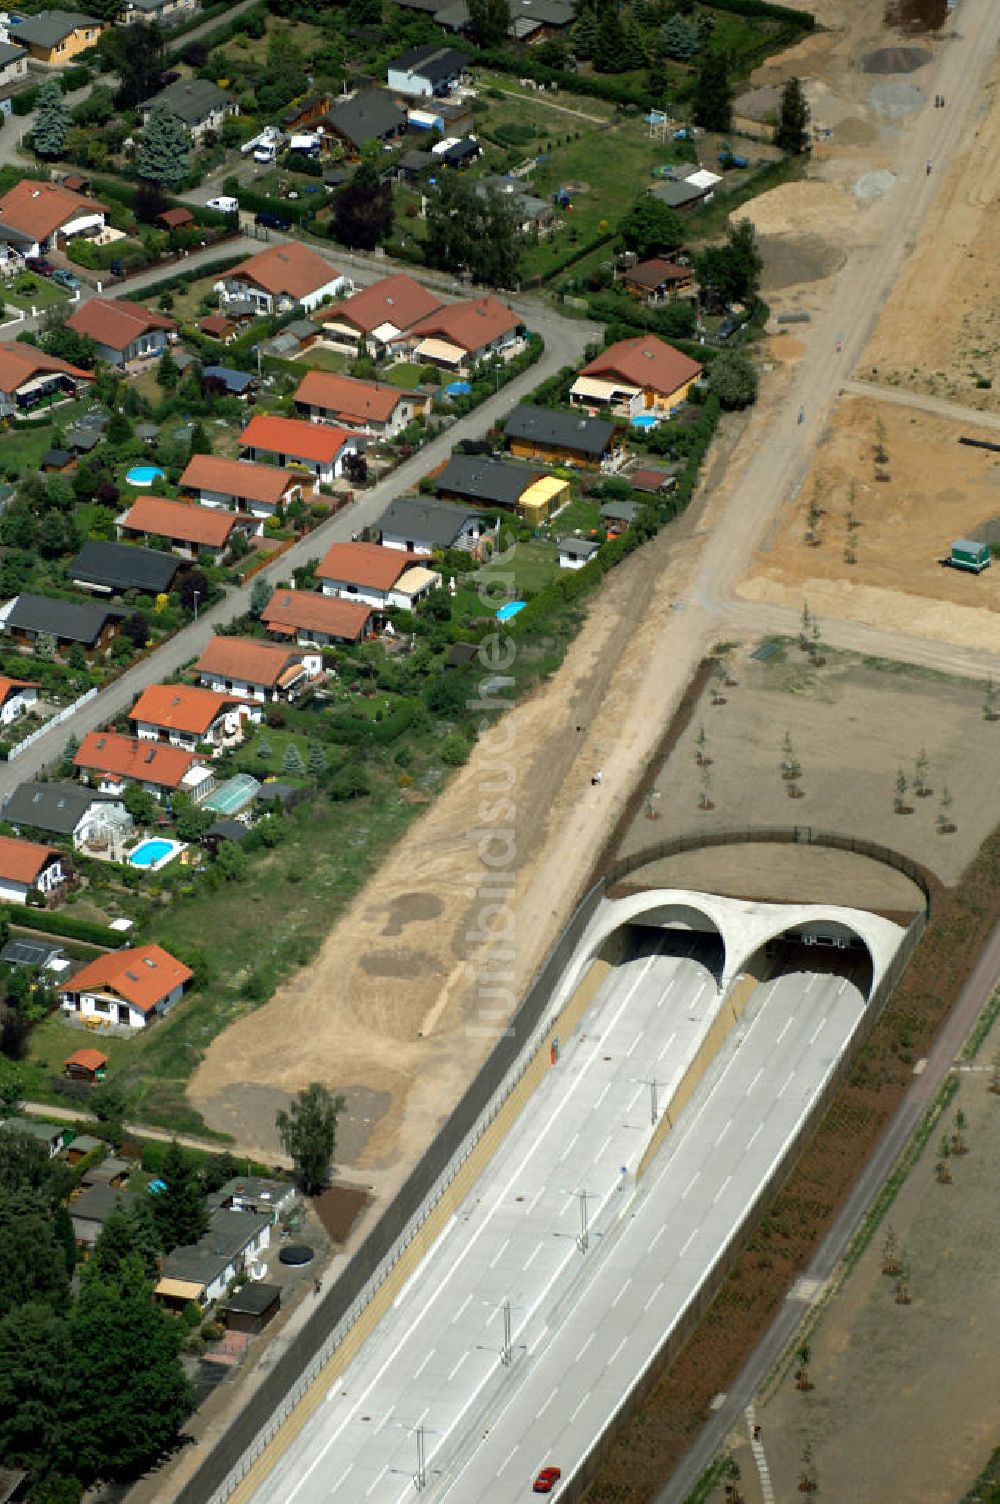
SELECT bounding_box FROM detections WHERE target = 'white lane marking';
[649,1224,666,1252]
[658,1030,677,1061]
[332,1465,352,1494]
[570,1394,589,1422]
[679,1229,697,1258]
[777,1071,795,1099]
[748,1067,764,1093]
[489,1237,510,1269]
[611,1278,632,1308]
[594,1083,611,1109]
[537,1389,556,1416]
[644,1281,664,1312]
[610,1337,627,1364]
[681,1170,701,1200]
[746,1124,762,1152]
[578,1333,595,1359]
[713,1175,732,1205]
[365,1465,387,1497]
[524,1246,541,1271]
[809,1018,826,1046]
[447,1353,468,1382]
[412,1351,433,1379]
[496,1446,516,1479]
[776,1017,793,1044]
[451,1294,472,1325]
[715,1120,731,1147]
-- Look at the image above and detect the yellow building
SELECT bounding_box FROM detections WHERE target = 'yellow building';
[519,474,569,524]
[10,10,106,65]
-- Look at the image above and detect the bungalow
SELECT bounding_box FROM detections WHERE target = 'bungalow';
[156,1207,270,1307]
[261,587,373,647]
[0,594,124,656]
[2,1116,66,1156]
[313,272,443,357]
[4,780,131,851]
[0,675,39,726]
[129,683,261,751]
[70,1183,139,1249]
[139,77,237,142]
[41,447,76,474]
[239,414,360,489]
[317,541,440,611]
[215,242,346,317]
[208,1174,296,1219]
[434,454,569,520]
[650,178,710,212]
[8,10,104,65]
[179,453,304,519]
[67,539,181,596]
[558,536,601,570]
[403,296,523,372]
[387,42,467,97]
[200,365,257,399]
[622,257,696,303]
[281,93,333,133]
[117,494,258,560]
[377,494,496,555]
[67,299,178,367]
[600,498,642,533]
[475,176,554,235]
[294,369,430,438]
[59,943,194,1031]
[0,40,29,90]
[75,730,215,802]
[0,178,107,257]
[322,88,406,159]
[122,0,198,28]
[0,344,93,418]
[504,405,620,469]
[571,335,703,418]
[193,636,320,702]
[0,834,67,905]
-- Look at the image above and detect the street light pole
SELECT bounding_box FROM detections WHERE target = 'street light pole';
[192,590,201,622]
[579,1189,589,1253]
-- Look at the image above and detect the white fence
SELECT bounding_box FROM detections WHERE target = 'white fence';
[8,687,98,760]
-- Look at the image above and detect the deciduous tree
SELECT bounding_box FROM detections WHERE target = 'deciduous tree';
[618,196,684,259]
[708,349,757,408]
[276,1082,345,1193]
[333,159,393,251]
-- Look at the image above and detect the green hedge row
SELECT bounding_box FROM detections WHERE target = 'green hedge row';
[5,907,120,948]
[326,701,415,746]
[524,228,617,289]
[221,178,312,226]
[125,252,248,303]
[87,175,232,230]
[706,0,815,28]
[471,48,657,109]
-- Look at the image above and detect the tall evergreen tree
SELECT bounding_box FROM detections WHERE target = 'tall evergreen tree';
[619,7,648,70]
[33,80,69,160]
[0,1192,72,1321]
[693,50,732,132]
[90,1198,160,1283]
[776,76,811,154]
[594,4,624,71]
[137,103,190,190]
[467,0,509,46]
[572,0,600,60]
[0,1302,69,1471]
[152,1141,208,1254]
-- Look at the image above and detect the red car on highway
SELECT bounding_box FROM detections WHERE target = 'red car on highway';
[533,1467,561,1494]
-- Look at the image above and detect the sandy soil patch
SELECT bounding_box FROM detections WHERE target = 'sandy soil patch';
[737,180,860,241]
[758,232,846,291]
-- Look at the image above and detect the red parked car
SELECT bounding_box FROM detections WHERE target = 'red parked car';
[533,1467,561,1494]
[25,257,55,277]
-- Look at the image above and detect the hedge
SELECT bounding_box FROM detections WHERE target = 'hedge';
[87,175,232,230]
[470,47,657,110]
[707,0,814,27]
[523,227,617,288]
[123,252,249,303]
[326,700,415,746]
[221,179,312,226]
[4,907,120,948]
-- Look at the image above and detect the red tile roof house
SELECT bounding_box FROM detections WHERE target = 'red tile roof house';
[239,414,361,490]
[129,683,262,752]
[214,242,347,316]
[59,944,193,1031]
[262,587,373,647]
[117,494,259,560]
[401,296,524,373]
[0,344,93,418]
[194,636,321,702]
[294,369,431,439]
[313,272,443,358]
[0,834,68,906]
[317,541,441,612]
[67,299,178,369]
[179,454,305,519]
[570,335,703,419]
[75,730,215,803]
[0,674,39,727]
[0,178,108,258]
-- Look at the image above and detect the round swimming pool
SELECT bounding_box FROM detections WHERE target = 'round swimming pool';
[631,414,659,430]
[128,838,180,869]
[125,464,165,487]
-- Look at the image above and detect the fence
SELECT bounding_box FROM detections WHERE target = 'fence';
[8,687,97,760]
[174,824,929,1504]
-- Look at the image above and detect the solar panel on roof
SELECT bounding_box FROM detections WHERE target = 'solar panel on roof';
[1,940,49,966]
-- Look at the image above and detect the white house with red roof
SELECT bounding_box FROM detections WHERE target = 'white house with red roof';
[261,588,373,647]
[239,414,361,488]
[0,179,107,258]
[402,296,523,372]
[570,335,703,417]
[215,242,347,315]
[293,369,430,438]
[178,454,305,519]
[317,541,440,612]
[129,684,261,752]
[67,299,177,368]
[0,675,39,727]
[313,272,443,357]
[0,834,67,906]
[0,344,93,418]
[74,731,215,802]
[59,944,193,1031]
[117,495,258,559]
[193,637,320,702]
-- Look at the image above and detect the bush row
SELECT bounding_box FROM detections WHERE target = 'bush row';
[471,48,656,109]
[87,175,232,230]
[523,228,617,289]
[706,0,815,28]
[221,178,312,226]
[326,700,415,746]
[4,906,121,948]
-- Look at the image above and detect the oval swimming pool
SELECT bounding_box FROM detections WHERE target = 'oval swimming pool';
[129,838,180,869]
[496,600,526,622]
[125,464,165,487]
[630,414,659,430]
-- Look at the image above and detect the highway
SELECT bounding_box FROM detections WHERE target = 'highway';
[245,927,883,1504]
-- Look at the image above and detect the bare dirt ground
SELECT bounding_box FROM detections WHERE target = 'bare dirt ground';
[740,397,1000,651]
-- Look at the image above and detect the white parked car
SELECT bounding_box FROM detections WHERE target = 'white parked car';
[206,195,240,213]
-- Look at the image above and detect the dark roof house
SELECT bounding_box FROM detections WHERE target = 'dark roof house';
[377,494,490,549]
[435,454,543,509]
[4,780,121,837]
[68,540,181,594]
[2,593,125,647]
[324,89,406,152]
[504,405,617,460]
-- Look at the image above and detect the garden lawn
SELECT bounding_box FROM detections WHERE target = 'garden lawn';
[0,399,93,478]
[297,345,350,373]
[476,538,559,596]
[4,278,71,314]
[549,495,602,534]
[380,362,428,388]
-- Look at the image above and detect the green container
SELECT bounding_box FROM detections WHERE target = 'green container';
[950,539,990,573]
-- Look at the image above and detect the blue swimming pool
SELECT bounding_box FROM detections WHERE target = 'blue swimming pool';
[125,464,165,487]
[496,600,526,622]
[445,380,472,397]
[631,414,659,430]
[129,838,180,869]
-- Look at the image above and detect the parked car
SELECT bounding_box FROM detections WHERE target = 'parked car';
[715,316,742,341]
[206,195,240,213]
[533,1467,561,1494]
[25,257,55,277]
[52,269,81,289]
[255,210,292,230]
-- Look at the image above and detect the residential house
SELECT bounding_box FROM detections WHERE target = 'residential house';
[317,541,439,611]
[732,84,782,142]
[9,10,104,65]
[156,1207,270,1307]
[81,1154,131,1187]
[41,447,76,474]
[67,539,181,596]
[506,0,575,40]
[435,454,568,521]
[314,273,443,357]
[67,298,178,367]
[435,136,481,169]
[650,178,709,212]
[193,636,320,702]
[0,675,38,726]
[622,257,696,303]
[475,176,554,235]
[0,178,106,257]
[62,1132,104,1161]
[261,588,373,647]
[322,88,406,159]
[118,494,258,560]
[122,0,197,27]
[387,42,467,97]
[557,536,601,570]
[0,344,93,417]
[403,296,523,372]
[377,494,496,554]
[1,935,63,969]
[215,242,346,316]
[629,465,677,495]
[396,147,434,184]
[179,453,304,519]
[129,683,261,751]
[0,40,28,89]
[293,369,430,438]
[600,498,642,533]
[70,1182,139,1249]
[504,405,620,469]
[63,1047,108,1082]
[200,365,257,399]
[208,1175,296,1219]
[571,335,703,417]
[239,414,360,489]
[0,834,67,905]
[280,93,332,133]
[3,780,131,851]
[2,1116,66,1156]
[0,594,124,656]
[139,78,237,141]
[75,730,215,802]
[59,943,193,1031]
